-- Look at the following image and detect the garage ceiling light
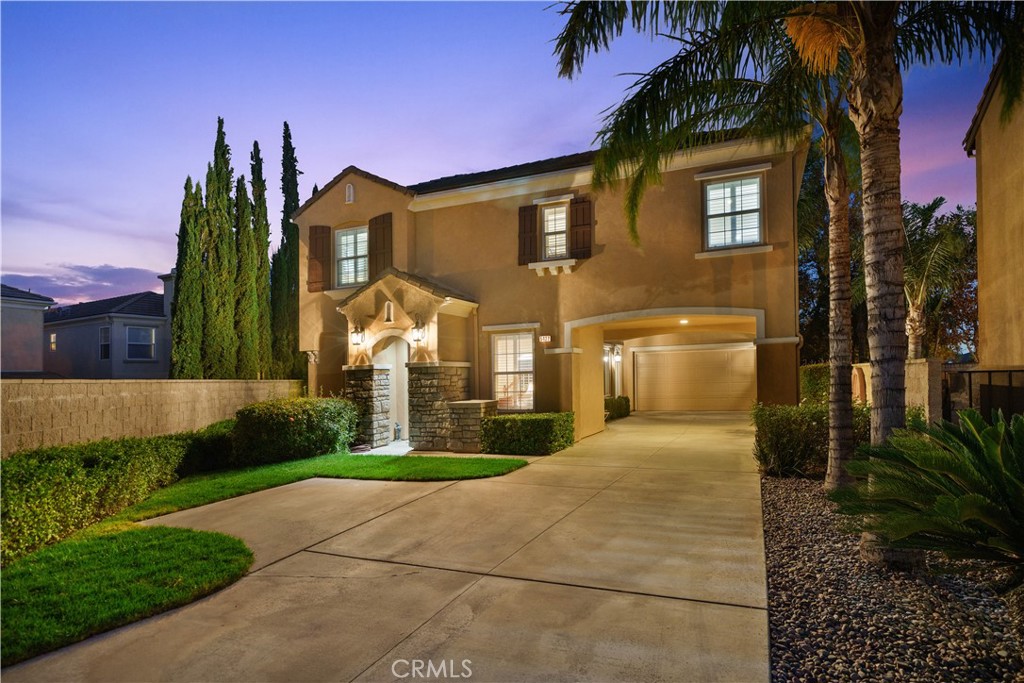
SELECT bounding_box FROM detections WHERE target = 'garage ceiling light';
[679,319,689,324]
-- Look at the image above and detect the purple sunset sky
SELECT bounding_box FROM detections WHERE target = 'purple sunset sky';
[1,2,994,305]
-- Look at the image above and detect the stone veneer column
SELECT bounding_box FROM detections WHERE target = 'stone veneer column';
[447,400,498,453]
[407,362,471,451]
[343,365,391,448]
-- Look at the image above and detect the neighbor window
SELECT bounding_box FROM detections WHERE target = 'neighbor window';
[335,226,368,287]
[126,326,155,360]
[49,332,57,352]
[493,331,534,411]
[541,204,568,259]
[705,176,762,249]
[99,326,111,360]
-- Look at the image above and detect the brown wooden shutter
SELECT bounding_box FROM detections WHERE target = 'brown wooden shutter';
[569,196,593,259]
[368,212,393,278]
[518,205,538,265]
[307,225,331,292]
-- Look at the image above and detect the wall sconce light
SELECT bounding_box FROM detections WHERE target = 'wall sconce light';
[411,319,426,343]
[350,326,365,346]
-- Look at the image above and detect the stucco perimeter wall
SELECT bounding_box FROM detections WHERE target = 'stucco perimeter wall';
[1,379,302,458]
[976,76,1024,367]
[851,359,942,425]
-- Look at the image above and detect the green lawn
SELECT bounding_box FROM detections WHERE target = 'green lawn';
[1,452,527,667]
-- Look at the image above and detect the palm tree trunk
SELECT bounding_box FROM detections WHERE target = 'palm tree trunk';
[846,10,907,447]
[906,302,926,360]
[822,113,854,492]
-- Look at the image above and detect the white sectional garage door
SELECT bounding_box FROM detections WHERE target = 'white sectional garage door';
[634,347,757,411]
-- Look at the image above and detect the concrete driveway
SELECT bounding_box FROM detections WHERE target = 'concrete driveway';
[5,412,768,683]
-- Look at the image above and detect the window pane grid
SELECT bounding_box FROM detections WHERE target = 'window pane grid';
[126,326,155,360]
[99,326,111,360]
[542,205,568,260]
[335,227,368,286]
[493,332,534,411]
[705,177,761,248]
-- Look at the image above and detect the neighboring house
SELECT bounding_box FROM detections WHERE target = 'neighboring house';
[1,284,56,376]
[295,135,808,445]
[43,273,174,379]
[960,53,1024,415]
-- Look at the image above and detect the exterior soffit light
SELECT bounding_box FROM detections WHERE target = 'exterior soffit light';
[680,319,689,324]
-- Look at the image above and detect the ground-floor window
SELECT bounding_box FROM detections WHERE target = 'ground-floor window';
[493,331,534,410]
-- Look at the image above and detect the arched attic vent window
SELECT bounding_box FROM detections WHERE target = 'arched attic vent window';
[384,301,394,323]
[345,183,355,204]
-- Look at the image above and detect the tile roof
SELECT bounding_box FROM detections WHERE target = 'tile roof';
[407,151,599,195]
[45,291,165,323]
[1,283,55,305]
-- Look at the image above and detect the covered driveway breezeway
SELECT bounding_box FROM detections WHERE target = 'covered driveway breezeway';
[4,413,768,683]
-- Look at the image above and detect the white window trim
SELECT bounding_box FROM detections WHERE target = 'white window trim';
[99,326,111,361]
[48,332,56,353]
[702,173,766,251]
[334,225,369,288]
[491,330,535,412]
[125,326,156,361]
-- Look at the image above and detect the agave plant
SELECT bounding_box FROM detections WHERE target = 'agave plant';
[833,409,1024,592]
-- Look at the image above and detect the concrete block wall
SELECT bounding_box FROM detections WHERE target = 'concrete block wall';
[1,379,302,458]
[343,366,391,448]
[408,362,470,450]
[448,400,497,453]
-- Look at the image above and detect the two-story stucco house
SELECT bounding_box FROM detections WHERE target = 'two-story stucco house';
[295,134,808,447]
[43,273,174,379]
[0,284,56,377]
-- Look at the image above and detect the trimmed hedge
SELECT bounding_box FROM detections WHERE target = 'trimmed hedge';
[799,363,829,404]
[605,395,631,420]
[231,397,359,466]
[177,419,235,475]
[1,434,190,565]
[481,413,575,455]
[751,401,871,477]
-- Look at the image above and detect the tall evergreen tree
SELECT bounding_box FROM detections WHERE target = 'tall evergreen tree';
[271,121,305,379]
[250,141,273,379]
[234,175,260,378]
[169,176,204,379]
[202,117,238,379]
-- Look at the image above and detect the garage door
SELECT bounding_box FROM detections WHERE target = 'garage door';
[634,347,757,411]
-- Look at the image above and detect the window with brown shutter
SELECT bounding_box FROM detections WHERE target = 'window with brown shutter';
[307,225,330,292]
[569,196,593,259]
[518,205,538,265]
[368,212,393,278]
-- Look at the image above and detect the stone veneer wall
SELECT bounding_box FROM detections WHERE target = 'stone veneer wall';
[408,362,470,450]
[447,400,498,453]
[1,379,302,458]
[343,366,391,448]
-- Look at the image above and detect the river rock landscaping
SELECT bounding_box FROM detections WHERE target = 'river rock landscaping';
[763,477,1023,682]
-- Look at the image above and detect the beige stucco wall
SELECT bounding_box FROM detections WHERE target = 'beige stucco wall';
[1,379,302,457]
[1,304,47,373]
[852,359,942,424]
[295,137,806,437]
[975,74,1024,367]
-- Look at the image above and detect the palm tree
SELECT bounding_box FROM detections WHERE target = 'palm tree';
[902,198,975,360]
[555,0,1022,451]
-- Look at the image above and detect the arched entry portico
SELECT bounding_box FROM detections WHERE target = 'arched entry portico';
[371,335,409,442]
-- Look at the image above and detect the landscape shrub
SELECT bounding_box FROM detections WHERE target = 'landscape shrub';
[1,434,190,565]
[833,410,1024,603]
[799,363,830,404]
[605,395,631,420]
[751,401,872,477]
[177,419,236,475]
[231,397,359,466]
[481,413,575,455]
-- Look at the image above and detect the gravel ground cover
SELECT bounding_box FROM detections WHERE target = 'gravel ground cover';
[762,477,1023,682]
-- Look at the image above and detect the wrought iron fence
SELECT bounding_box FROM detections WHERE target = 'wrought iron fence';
[942,366,1024,422]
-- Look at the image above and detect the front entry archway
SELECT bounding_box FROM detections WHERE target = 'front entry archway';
[372,336,409,443]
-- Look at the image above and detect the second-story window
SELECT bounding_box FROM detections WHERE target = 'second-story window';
[126,326,155,360]
[335,226,368,287]
[542,204,569,259]
[705,176,762,249]
[99,326,111,360]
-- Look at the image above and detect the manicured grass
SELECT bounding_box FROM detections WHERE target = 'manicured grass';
[1,525,252,666]
[113,453,528,522]
[1,452,525,667]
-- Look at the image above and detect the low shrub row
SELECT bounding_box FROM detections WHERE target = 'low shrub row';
[481,412,575,455]
[605,395,631,420]
[1,397,359,565]
[751,401,871,477]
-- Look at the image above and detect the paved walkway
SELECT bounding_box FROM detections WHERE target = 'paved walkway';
[5,412,768,683]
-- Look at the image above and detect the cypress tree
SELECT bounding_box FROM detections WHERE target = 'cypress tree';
[271,121,305,379]
[201,117,238,378]
[250,141,273,379]
[234,175,259,378]
[169,176,204,378]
